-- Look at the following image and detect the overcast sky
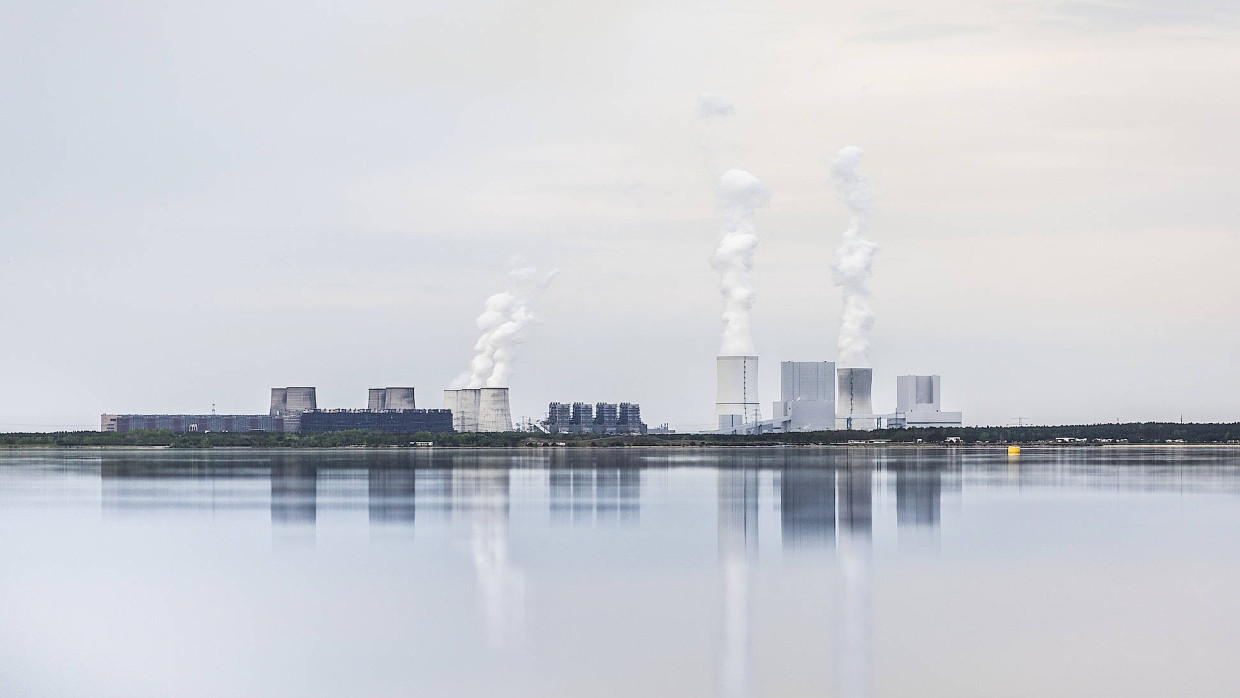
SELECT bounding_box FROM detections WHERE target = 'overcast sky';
[2,0,1238,431]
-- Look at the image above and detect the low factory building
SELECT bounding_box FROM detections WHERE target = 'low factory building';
[102,414,286,433]
[298,409,454,434]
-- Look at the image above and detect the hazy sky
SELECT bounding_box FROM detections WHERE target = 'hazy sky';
[2,0,1238,431]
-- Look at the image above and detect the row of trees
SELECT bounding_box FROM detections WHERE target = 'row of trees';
[0,422,1237,448]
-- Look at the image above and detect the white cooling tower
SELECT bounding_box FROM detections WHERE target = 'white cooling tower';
[478,388,513,432]
[444,388,512,433]
[384,387,416,410]
[836,368,876,430]
[367,388,387,412]
[715,356,760,431]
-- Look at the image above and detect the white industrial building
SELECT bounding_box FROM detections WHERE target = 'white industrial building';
[707,361,963,434]
[771,361,836,431]
[890,375,963,428]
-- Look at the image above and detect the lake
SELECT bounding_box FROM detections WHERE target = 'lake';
[2,446,1239,697]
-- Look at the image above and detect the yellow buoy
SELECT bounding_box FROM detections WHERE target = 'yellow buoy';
[1007,446,1021,455]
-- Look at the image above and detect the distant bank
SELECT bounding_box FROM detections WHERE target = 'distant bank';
[1,423,1238,448]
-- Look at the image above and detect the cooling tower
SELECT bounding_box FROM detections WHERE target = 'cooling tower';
[367,388,387,412]
[836,368,877,430]
[715,355,760,430]
[836,368,873,415]
[444,390,477,433]
[270,388,288,416]
[445,388,512,432]
[384,387,416,410]
[285,387,317,413]
[478,387,513,432]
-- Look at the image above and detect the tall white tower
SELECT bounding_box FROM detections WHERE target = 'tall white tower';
[715,355,760,431]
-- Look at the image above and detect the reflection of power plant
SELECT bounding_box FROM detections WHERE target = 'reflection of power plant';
[549,466,641,525]
[718,466,759,698]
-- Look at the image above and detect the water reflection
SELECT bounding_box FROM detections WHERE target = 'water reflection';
[62,447,1240,698]
[718,466,759,698]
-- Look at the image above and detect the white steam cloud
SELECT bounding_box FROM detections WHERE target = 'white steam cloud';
[698,92,736,119]
[830,146,880,367]
[712,169,770,357]
[454,264,558,389]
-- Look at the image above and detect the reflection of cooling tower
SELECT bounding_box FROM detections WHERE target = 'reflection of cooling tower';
[368,388,387,411]
[715,356,760,430]
[385,387,416,410]
[444,388,512,432]
[836,368,873,415]
[286,387,317,413]
[270,388,288,416]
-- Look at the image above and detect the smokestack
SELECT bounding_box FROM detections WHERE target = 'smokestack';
[715,355,760,431]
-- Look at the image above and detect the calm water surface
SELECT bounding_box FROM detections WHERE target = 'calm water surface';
[2,447,1239,697]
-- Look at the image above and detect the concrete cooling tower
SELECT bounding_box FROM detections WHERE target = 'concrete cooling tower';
[270,388,288,416]
[367,388,387,412]
[286,387,317,413]
[836,368,876,430]
[715,356,760,431]
[444,388,512,433]
[384,387,416,410]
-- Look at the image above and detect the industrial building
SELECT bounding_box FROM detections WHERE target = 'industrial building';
[545,401,646,435]
[443,388,513,433]
[889,375,963,428]
[772,361,836,432]
[102,384,457,434]
[102,414,285,433]
[299,409,453,434]
[270,386,318,432]
[715,355,760,432]
[708,360,963,434]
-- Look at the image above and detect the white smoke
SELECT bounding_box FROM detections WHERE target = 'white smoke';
[830,146,880,367]
[712,169,770,357]
[454,263,557,389]
[698,92,736,119]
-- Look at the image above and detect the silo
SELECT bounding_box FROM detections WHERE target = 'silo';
[367,388,387,412]
[715,356,760,431]
[478,388,513,432]
[270,388,288,416]
[285,387,318,413]
[836,368,875,429]
[384,387,416,410]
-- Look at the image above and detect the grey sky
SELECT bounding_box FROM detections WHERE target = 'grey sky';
[2,0,1237,430]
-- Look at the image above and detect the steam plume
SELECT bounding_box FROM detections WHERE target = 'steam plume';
[698,92,735,119]
[454,263,557,389]
[830,146,879,367]
[712,169,770,356]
